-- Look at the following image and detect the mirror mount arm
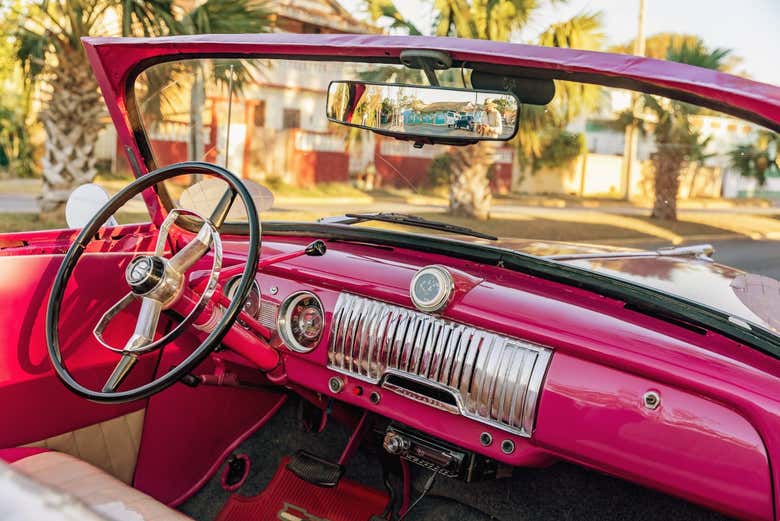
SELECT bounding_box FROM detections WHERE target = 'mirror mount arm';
[399,50,452,87]
[422,67,439,86]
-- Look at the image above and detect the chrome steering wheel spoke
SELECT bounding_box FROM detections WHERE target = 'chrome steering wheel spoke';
[46,162,261,403]
[102,354,138,393]
[93,208,223,360]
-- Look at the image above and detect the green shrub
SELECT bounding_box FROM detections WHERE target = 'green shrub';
[427,154,453,188]
[533,130,586,171]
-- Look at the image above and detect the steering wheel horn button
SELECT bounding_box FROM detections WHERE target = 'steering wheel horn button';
[126,255,165,294]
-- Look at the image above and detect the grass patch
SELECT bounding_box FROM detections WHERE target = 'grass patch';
[0,212,150,234]
[267,180,369,199]
[411,212,734,242]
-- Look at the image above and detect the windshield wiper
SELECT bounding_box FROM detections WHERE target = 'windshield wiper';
[319,212,498,241]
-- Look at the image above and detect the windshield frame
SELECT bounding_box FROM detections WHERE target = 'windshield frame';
[91,36,780,358]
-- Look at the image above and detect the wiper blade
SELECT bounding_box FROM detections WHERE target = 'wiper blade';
[319,212,498,241]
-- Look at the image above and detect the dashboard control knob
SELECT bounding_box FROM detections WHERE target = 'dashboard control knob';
[328,376,344,394]
[383,432,410,455]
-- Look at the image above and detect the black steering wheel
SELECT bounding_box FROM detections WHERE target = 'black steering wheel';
[46,162,260,403]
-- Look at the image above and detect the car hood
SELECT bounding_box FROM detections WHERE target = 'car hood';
[486,237,779,334]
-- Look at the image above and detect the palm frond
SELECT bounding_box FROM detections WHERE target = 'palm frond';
[537,12,604,50]
[179,0,269,35]
[119,0,175,37]
[365,0,422,35]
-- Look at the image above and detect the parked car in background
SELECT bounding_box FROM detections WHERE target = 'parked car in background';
[455,114,475,131]
[445,110,457,127]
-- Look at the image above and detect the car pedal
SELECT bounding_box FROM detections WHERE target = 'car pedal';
[286,450,344,488]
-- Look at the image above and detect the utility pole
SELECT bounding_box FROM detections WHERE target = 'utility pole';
[623,0,646,200]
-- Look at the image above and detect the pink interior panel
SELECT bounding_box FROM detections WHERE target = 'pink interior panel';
[535,353,773,521]
[0,447,49,464]
[133,351,287,506]
[0,250,159,447]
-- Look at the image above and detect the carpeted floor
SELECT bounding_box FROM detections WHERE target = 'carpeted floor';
[179,396,730,521]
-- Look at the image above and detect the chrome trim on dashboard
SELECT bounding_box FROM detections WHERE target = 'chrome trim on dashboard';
[328,293,553,437]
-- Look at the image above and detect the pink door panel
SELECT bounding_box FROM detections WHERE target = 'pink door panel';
[535,353,773,521]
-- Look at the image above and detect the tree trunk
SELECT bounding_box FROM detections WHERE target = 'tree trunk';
[38,46,105,217]
[448,141,494,220]
[650,148,684,221]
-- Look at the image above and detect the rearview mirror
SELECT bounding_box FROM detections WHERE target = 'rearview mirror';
[326,81,519,146]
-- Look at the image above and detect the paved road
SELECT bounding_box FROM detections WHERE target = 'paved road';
[0,194,36,213]
[622,237,780,279]
[709,239,780,279]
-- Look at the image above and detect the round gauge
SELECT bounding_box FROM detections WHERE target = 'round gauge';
[410,265,454,313]
[223,276,261,318]
[278,292,325,353]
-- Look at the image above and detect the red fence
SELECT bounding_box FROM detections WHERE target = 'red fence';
[114,129,513,193]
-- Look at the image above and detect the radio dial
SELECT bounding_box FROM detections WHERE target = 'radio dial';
[383,431,410,455]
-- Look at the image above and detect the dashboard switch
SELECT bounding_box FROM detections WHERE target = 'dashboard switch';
[328,376,344,394]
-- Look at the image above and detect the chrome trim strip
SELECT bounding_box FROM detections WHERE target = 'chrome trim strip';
[328,293,553,437]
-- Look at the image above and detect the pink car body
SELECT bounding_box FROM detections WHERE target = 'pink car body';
[2,33,780,520]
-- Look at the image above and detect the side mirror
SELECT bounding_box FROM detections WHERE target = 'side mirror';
[65,184,117,229]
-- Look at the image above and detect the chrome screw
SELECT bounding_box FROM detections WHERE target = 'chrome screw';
[643,391,660,410]
[270,286,278,295]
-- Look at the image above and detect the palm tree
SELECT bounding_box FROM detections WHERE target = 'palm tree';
[12,0,267,217]
[729,131,780,188]
[12,0,175,216]
[364,0,605,219]
[633,40,732,220]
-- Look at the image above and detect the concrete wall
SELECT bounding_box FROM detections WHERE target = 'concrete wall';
[515,153,723,200]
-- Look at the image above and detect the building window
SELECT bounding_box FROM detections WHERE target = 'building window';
[253,101,266,127]
[283,108,301,129]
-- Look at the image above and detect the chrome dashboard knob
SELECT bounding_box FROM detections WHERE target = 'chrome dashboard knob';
[383,431,409,455]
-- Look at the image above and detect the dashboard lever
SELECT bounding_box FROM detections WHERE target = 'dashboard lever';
[305,240,327,256]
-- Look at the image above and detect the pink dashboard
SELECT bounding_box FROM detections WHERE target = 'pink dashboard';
[215,234,780,521]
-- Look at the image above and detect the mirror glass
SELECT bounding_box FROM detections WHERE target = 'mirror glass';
[65,184,117,229]
[326,81,519,143]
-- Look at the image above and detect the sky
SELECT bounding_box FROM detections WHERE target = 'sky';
[340,0,780,86]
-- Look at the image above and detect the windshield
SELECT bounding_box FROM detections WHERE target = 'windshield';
[132,57,780,338]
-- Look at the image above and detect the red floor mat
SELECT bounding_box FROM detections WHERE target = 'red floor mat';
[215,456,388,521]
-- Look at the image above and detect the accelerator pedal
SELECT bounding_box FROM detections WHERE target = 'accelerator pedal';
[286,450,344,487]
[216,455,388,521]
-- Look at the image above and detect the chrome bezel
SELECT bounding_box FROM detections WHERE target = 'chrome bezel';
[224,275,261,318]
[278,291,324,353]
[410,265,454,313]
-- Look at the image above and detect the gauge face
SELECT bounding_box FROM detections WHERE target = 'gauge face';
[279,292,324,353]
[410,266,454,312]
[224,276,261,318]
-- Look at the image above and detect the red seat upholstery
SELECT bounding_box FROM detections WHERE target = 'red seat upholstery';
[0,447,49,464]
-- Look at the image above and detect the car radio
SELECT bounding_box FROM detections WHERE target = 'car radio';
[381,424,500,482]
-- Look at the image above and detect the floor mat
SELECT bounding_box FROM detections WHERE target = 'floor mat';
[215,456,388,521]
[181,397,727,521]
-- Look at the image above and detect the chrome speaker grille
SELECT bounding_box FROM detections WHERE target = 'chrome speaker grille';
[328,293,552,437]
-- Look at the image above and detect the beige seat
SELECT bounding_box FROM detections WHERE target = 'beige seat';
[10,451,191,521]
